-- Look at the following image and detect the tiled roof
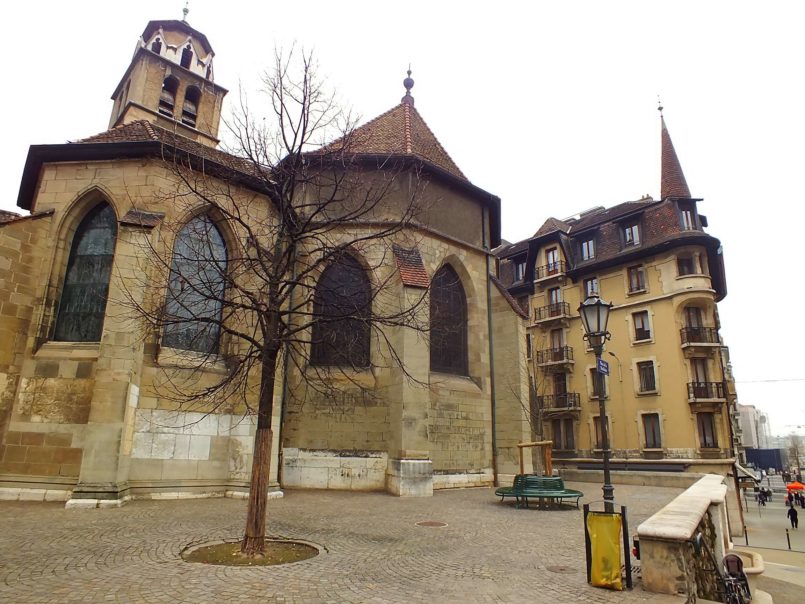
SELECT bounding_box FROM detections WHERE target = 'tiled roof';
[534,217,570,237]
[76,121,261,178]
[392,244,429,288]
[495,239,529,259]
[660,116,691,199]
[491,275,529,320]
[566,199,656,232]
[320,103,467,181]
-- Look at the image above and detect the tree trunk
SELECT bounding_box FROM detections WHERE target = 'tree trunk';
[241,347,279,556]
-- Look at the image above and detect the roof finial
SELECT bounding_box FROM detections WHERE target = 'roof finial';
[401,65,414,106]
[182,1,190,22]
[657,95,664,117]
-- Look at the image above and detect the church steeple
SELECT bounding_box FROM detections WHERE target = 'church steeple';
[108,19,228,147]
[659,104,691,199]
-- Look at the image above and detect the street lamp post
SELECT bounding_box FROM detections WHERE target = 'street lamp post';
[579,295,615,512]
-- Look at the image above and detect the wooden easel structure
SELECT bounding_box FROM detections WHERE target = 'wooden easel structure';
[517,440,553,476]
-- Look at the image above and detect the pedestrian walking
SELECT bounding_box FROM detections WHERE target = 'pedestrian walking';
[788,492,794,507]
[787,506,799,529]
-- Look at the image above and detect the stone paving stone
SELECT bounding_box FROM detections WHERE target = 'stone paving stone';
[0,482,683,603]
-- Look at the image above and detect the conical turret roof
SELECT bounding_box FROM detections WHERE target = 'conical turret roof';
[660,115,691,199]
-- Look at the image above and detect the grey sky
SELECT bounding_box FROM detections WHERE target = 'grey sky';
[2,1,803,435]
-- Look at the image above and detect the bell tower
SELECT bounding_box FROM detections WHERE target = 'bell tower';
[108,18,228,147]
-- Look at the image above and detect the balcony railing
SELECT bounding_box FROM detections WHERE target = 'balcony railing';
[534,302,571,323]
[536,346,574,365]
[535,261,567,280]
[538,392,581,411]
[687,381,725,401]
[680,327,719,346]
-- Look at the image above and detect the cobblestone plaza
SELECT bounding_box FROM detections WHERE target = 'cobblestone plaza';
[0,482,683,603]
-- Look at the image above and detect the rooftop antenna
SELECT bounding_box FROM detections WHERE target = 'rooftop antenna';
[182,1,189,22]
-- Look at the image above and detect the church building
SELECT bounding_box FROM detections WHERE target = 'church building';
[0,18,531,506]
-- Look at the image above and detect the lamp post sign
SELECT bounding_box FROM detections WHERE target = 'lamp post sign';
[579,294,633,592]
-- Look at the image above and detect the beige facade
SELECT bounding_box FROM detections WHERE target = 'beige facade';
[0,19,529,505]
[497,126,739,476]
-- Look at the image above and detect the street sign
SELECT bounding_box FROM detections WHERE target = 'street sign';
[597,358,609,375]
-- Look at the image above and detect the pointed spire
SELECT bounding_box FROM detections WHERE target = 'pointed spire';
[659,103,691,199]
[401,67,414,106]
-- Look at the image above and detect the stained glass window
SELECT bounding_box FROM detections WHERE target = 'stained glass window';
[310,254,371,367]
[54,203,118,342]
[429,265,468,375]
[162,215,227,354]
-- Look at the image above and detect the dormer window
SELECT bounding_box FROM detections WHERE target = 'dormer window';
[514,260,526,282]
[623,221,641,247]
[182,86,200,127]
[159,76,179,117]
[151,37,162,54]
[546,247,560,274]
[679,202,697,230]
[581,237,595,261]
[181,44,193,69]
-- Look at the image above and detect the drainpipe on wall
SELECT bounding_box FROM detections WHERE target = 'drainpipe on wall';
[483,204,499,486]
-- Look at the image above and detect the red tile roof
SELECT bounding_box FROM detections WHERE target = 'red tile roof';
[77,121,261,177]
[660,116,691,199]
[392,244,429,288]
[320,103,467,181]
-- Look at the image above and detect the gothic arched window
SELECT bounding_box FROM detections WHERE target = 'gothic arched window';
[429,264,468,375]
[310,254,371,367]
[54,203,118,342]
[162,215,227,354]
[159,76,179,117]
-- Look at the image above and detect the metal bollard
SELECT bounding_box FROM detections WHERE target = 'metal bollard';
[786,528,792,550]
[743,525,749,546]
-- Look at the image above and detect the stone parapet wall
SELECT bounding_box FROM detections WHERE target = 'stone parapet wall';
[637,474,733,599]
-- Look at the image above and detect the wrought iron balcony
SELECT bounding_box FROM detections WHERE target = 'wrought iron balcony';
[535,260,567,282]
[538,392,581,411]
[534,302,571,324]
[680,327,720,346]
[536,346,574,366]
[687,381,726,401]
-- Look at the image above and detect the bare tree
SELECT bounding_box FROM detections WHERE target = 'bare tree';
[125,48,433,556]
[789,433,803,472]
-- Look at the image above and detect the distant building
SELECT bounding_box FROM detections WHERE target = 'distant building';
[737,404,771,450]
[496,113,738,476]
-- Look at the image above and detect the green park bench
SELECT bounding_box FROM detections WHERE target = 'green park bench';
[494,474,584,509]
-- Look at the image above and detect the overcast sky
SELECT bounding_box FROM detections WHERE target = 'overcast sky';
[2,1,803,437]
